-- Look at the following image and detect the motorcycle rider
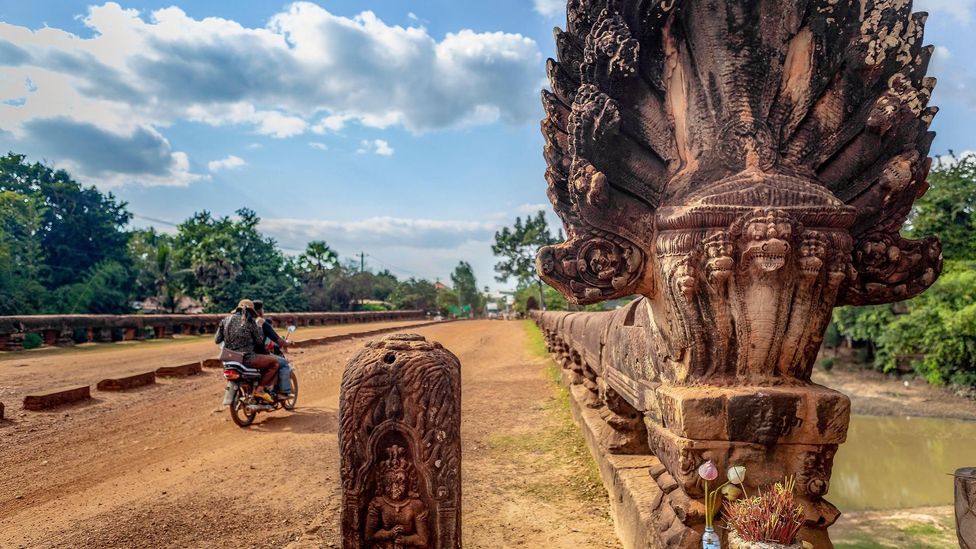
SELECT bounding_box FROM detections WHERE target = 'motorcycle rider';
[214,299,279,403]
[253,299,293,400]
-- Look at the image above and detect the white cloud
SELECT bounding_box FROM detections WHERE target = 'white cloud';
[357,139,394,156]
[514,203,550,215]
[407,12,419,21]
[533,0,564,18]
[932,150,976,168]
[0,2,543,186]
[207,154,247,172]
[308,141,328,151]
[261,215,498,250]
[915,0,975,25]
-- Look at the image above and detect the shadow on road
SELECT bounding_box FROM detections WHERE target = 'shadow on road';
[248,406,337,434]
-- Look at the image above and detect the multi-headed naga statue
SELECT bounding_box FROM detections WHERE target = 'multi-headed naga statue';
[535,0,941,546]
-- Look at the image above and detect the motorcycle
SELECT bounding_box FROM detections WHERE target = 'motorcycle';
[221,324,299,427]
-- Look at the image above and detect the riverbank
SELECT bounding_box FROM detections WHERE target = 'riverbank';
[812,355,976,420]
[832,506,957,549]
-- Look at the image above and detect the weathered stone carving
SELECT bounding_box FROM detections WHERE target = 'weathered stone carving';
[536,0,941,547]
[339,334,461,549]
[957,468,976,549]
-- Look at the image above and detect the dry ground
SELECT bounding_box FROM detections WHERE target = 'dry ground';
[813,356,976,420]
[0,320,617,548]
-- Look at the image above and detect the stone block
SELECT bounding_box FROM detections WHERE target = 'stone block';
[649,384,850,445]
[23,386,91,410]
[156,362,202,377]
[97,371,156,391]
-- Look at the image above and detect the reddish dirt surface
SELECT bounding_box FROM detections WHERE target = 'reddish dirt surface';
[0,320,617,548]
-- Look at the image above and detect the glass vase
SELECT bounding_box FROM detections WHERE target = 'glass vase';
[702,526,721,549]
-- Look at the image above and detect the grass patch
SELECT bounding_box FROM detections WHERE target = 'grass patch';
[900,524,941,537]
[833,509,957,549]
[835,541,890,549]
[522,319,550,359]
[482,321,605,503]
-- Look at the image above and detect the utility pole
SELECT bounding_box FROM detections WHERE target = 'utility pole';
[357,251,367,273]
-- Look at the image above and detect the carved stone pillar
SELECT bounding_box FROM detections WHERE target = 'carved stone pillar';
[339,334,461,549]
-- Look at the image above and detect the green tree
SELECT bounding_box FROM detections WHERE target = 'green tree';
[833,153,976,386]
[0,191,47,314]
[297,241,339,285]
[0,153,132,289]
[436,287,460,315]
[390,278,438,311]
[450,261,482,312]
[172,208,306,312]
[907,153,976,261]
[49,261,133,314]
[129,228,189,312]
[491,210,561,310]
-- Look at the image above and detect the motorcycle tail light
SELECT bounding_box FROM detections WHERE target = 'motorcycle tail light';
[224,369,240,380]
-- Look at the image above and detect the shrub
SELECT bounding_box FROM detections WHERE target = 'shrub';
[723,477,803,544]
[22,332,42,350]
[823,322,842,350]
[819,357,835,372]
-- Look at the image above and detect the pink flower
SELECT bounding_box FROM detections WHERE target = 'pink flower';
[697,460,719,481]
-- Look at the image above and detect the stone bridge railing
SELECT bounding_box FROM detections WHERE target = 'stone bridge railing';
[0,310,427,351]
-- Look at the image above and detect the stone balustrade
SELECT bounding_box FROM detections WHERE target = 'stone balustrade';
[0,310,426,351]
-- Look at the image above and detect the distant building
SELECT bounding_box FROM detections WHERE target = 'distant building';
[136,296,205,314]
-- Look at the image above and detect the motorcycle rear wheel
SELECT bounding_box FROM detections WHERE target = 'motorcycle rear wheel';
[230,388,257,427]
[283,372,298,411]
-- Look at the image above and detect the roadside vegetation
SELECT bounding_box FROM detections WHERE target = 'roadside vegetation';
[0,152,486,315]
[830,153,976,389]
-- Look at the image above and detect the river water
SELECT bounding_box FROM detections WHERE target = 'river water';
[829,414,976,511]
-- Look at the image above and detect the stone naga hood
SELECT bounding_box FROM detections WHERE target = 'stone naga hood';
[537,0,942,384]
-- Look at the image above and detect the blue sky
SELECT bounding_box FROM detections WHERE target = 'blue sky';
[0,0,974,290]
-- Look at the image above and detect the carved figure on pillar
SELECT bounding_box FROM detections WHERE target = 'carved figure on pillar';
[536,0,942,547]
[366,445,430,549]
[339,334,461,549]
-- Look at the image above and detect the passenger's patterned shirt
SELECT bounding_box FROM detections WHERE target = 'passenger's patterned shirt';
[214,312,263,365]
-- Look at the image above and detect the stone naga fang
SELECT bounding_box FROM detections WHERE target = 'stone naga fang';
[535,0,942,546]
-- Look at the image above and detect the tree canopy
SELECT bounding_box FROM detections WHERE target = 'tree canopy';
[491,210,561,310]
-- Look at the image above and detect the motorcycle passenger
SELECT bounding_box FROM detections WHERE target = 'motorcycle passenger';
[253,299,293,400]
[214,299,279,403]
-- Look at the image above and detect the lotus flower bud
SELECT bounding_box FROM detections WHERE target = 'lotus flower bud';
[727,465,746,485]
[697,460,718,481]
[720,484,742,501]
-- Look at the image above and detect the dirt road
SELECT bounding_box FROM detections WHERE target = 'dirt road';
[0,320,617,548]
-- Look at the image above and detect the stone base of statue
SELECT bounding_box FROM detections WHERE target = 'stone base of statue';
[339,334,461,549]
[558,367,835,549]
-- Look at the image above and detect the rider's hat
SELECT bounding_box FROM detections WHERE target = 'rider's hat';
[233,299,256,313]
